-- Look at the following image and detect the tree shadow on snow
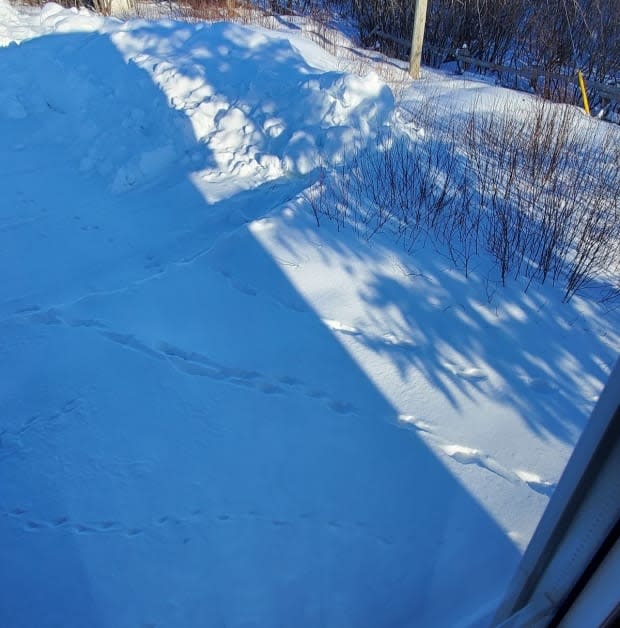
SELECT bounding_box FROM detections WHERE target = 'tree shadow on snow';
[262,126,619,447]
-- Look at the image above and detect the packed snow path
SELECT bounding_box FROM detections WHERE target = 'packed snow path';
[1,3,619,627]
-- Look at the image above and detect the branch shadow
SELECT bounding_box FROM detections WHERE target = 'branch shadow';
[270,109,620,447]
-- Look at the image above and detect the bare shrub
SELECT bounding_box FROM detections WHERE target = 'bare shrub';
[350,0,620,116]
[456,97,619,299]
[312,122,469,253]
[313,97,620,302]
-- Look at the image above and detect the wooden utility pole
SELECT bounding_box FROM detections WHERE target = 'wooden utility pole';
[409,0,429,79]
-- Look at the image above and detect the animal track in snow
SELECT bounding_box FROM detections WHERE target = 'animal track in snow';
[440,444,519,483]
[67,317,106,329]
[160,340,358,414]
[396,414,557,498]
[322,318,360,335]
[0,432,22,461]
[208,262,309,314]
[277,375,301,386]
[443,362,488,382]
[397,414,434,433]
[323,319,419,352]
[29,308,62,325]
[21,307,359,420]
[517,375,556,395]
[6,507,153,538]
[4,506,396,546]
[231,279,257,297]
[101,331,166,362]
[515,470,556,496]
[14,305,41,315]
[17,307,552,499]
[0,398,83,462]
[328,400,356,415]
[440,443,555,496]
[382,332,415,348]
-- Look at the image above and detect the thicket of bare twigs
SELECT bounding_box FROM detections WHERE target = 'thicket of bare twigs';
[20,0,620,96]
[309,99,620,303]
[20,0,620,92]
[352,0,620,111]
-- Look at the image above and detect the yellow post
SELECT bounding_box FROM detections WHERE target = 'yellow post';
[577,70,591,116]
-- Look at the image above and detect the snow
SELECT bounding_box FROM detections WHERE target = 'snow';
[1,2,619,627]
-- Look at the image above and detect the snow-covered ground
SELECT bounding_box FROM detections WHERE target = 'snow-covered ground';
[1,2,618,627]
